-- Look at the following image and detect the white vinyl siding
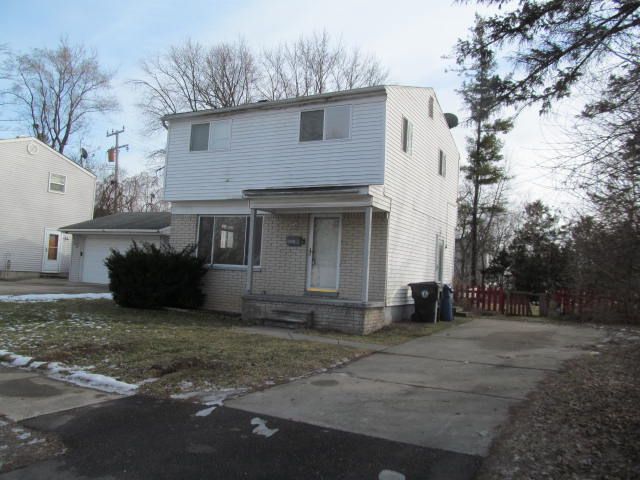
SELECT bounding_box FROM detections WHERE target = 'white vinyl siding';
[383,86,459,307]
[0,138,95,274]
[164,96,385,201]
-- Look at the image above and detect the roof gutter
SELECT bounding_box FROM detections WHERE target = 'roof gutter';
[162,86,387,122]
[59,228,168,234]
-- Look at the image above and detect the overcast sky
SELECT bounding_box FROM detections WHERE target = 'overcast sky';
[1,0,581,213]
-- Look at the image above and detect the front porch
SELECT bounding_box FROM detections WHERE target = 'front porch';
[242,186,390,334]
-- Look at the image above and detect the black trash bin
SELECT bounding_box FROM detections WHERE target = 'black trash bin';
[440,284,453,322]
[408,282,441,323]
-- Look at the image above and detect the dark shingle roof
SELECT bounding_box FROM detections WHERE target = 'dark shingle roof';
[61,212,171,232]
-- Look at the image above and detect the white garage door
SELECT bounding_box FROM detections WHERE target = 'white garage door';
[82,236,160,284]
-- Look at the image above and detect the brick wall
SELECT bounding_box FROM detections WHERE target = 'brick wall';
[170,211,389,313]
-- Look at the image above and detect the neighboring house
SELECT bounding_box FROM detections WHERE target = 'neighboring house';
[164,85,459,334]
[61,212,171,284]
[0,137,96,279]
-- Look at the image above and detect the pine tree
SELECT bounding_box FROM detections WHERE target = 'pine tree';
[455,16,512,285]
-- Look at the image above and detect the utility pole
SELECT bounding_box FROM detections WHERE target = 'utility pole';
[106,126,129,213]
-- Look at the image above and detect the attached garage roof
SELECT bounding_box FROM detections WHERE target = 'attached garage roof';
[61,212,171,234]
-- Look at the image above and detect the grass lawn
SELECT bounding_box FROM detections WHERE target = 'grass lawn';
[303,317,470,345]
[0,300,367,397]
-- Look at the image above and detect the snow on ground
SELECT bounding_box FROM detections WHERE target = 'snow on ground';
[0,350,137,395]
[250,417,279,438]
[0,293,112,303]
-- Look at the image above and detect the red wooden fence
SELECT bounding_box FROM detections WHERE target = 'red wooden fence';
[454,285,534,316]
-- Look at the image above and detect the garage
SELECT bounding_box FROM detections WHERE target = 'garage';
[61,212,171,284]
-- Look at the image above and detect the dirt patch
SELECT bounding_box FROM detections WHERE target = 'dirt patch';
[478,328,640,479]
[0,415,65,473]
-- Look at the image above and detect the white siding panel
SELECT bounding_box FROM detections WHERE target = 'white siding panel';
[383,87,460,307]
[164,96,386,201]
[0,139,95,274]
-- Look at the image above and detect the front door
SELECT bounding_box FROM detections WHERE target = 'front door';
[42,229,62,273]
[307,215,341,292]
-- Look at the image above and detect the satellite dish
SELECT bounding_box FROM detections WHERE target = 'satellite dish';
[444,113,459,129]
[80,148,88,160]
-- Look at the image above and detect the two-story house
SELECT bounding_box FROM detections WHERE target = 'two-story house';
[0,137,96,279]
[164,85,459,334]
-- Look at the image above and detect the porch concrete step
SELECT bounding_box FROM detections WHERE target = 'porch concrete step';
[39,272,68,279]
[263,309,312,329]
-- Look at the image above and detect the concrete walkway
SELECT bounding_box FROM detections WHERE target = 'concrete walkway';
[0,366,119,421]
[228,318,606,456]
[0,278,108,296]
[236,326,388,351]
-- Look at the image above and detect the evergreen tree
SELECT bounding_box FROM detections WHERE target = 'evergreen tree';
[455,16,512,285]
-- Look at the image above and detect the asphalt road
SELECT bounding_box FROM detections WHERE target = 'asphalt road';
[2,396,481,480]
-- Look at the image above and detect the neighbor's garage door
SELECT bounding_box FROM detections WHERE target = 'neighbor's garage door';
[81,235,159,284]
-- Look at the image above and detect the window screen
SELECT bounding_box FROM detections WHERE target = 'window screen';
[428,97,434,118]
[299,110,324,141]
[190,123,210,151]
[325,105,350,140]
[211,120,231,151]
[197,215,263,266]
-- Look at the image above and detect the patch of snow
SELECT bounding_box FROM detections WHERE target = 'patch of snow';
[0,420,7,427]
[27,438,46,445]
[11,355,33,367]
[194,406,217,417]
[16,431,31,441]
[250,417,279,438]
[138,377,159,385]
[379,470,406,480]
[171,392,200,400]
[63,371,137,395]
[0,293,112,303]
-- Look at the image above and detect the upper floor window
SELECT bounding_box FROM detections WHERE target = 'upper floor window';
[211,120,231,151]
[190,120,232,152]
[299,105,351,142]
[197,215,263,267]
[48,173,66,193]
[401,116,413,154]
[428,97,434,118]
[438,149,447,177]
[190,123,210,151]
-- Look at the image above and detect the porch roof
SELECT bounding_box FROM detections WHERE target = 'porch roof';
[242,186,390,213]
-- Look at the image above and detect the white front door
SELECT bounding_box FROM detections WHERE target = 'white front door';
[42,229,62,273]
[307,215,341,292]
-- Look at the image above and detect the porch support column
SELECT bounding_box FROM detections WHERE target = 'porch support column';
[245,207,257,294]
[361,206,373,303]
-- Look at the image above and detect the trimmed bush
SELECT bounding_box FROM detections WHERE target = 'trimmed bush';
[105,242,207,309]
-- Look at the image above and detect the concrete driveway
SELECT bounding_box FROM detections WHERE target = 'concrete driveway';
[229,318,606,456]
[0,278,108,296]
[0,366,118,421]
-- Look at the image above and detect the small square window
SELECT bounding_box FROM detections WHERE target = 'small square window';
[190,123,210,151]
[197,215,263,266]
[49,173,66,193]
[401,117,413,154]
[300,110,324,142]
[438,149,447,177]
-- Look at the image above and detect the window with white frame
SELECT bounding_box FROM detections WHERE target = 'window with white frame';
[197,215,263,266]
[435,235,445,282]
[401,116,413,154]
[428,97,434,118]
[48,173,66,193]
[299,105,351,142]
[190,123,210,151]
[438,149,447,177]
